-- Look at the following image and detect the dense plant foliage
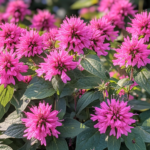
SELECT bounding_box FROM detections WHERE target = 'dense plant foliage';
[0,0,150,150]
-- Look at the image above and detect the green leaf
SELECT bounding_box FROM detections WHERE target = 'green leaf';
[76,128,107,150]
[57,118,88,138]
[133,126,150,143]
[139,110,150,124]
[0,84,14,107]
[52,76,65,95]
[11,82,29,113]
[56,98,66,119]
[76,91,102,115]
[117,78,133,87]
[123,131,146,150]
[4,124,26,138]
[0,144,12,150]
[21,69,35,76]
[108,136,121,150]
[0,103,10,120]
[134,68,150,94]
[46,138,68,150]
[81,54,108,81]
[71,0,98,9]
[128,100,150,110]
[22,77,55,100]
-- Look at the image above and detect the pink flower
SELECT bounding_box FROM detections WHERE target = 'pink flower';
[0,0,4,5]
[5,0,31,23]
[0,23,22,52]
[109,71,120,78]
[43,28,58,50]
[36,49,78,83]
[113,37,150,68]
[90,17,118,42]
[110,0,136,18]
[16,30,44,58]
[23,75,32,84]
[22,102,62,146]
[77,59,84,71]
[91,99,136,139]
[79,8,89,15]
[126,12,150,43]
[105,13,125,29]
[98,0,119,13]
[0,13,8,24]
[31,9,56,31]
[0,52,28,87]
[79,89,87,98]
[119,89,126,97]
[56,16,92,54]
[88,27,110,56]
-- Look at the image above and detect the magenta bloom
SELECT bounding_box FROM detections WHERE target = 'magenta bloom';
[36,49,77,83]
[90,18,118,42]
[43,28,58,50]
[113,37,150,68]
[0,23,22,52]
[56,16,92,54]
[0,13,8,24]
[31,9,56,31]
[98,0,119,13]
[0,0,4,5]
[16,30,44,58]
[127,12,150,43]
[110,0,136,18]
[23,75,32,84]
[5,0,31,23]
[22,102,62,146]
[105,13,125,29]
[88,27,110,56]
[0,52,28,87]
[91,99,136,139]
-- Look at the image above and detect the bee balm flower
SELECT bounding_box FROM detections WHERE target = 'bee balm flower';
[22,102,62,146]
[91,99,136,139]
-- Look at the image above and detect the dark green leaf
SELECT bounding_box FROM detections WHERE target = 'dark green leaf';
[46,138,68,150]
[81,54,108,81]
[57,118,88,138]
[21,69,35,76]
[117,78,133,87]
[76,128,107,150]
[134,68,150,94]
[128,100,150,110]
[0,103,10,120]
[0,84,14,107]
[108,136,121,150]
[22,77,55,100]
[139,110,150,124]
[123,131,146,150]
[56,98,66,119]
[4,124,26,138]
[76,91,102,115]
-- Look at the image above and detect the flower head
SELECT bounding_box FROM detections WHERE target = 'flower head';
[43,28,58,50]
[98,0,119,13]
[22,102,62,146]
[126,12,150,43]
[0,13,8,24]
[36,49,77,83]
[16,30,44,58]
[88,27,110,56]
[110,0,136,18]
[31,9,56,31]
[91,99,136,139]
[113,37,150,68]
[56,16,92,54]
[0,52,28,87]
[23,75,32,84]
[90,17,118,42]
[0,23,22,52]
[5,0,31,23]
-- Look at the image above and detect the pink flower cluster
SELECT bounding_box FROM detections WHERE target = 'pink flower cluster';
[36,49,78,83]
[127,12,150,43]
[31,10,56,31]
[5,0,31,23]
[22,102,62,146]
[113,37,150,68]
[23,75,32,84]
[91,99,136,139]
[0,52,28,87]
[43,28,58,50]
[16,30,44,58]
